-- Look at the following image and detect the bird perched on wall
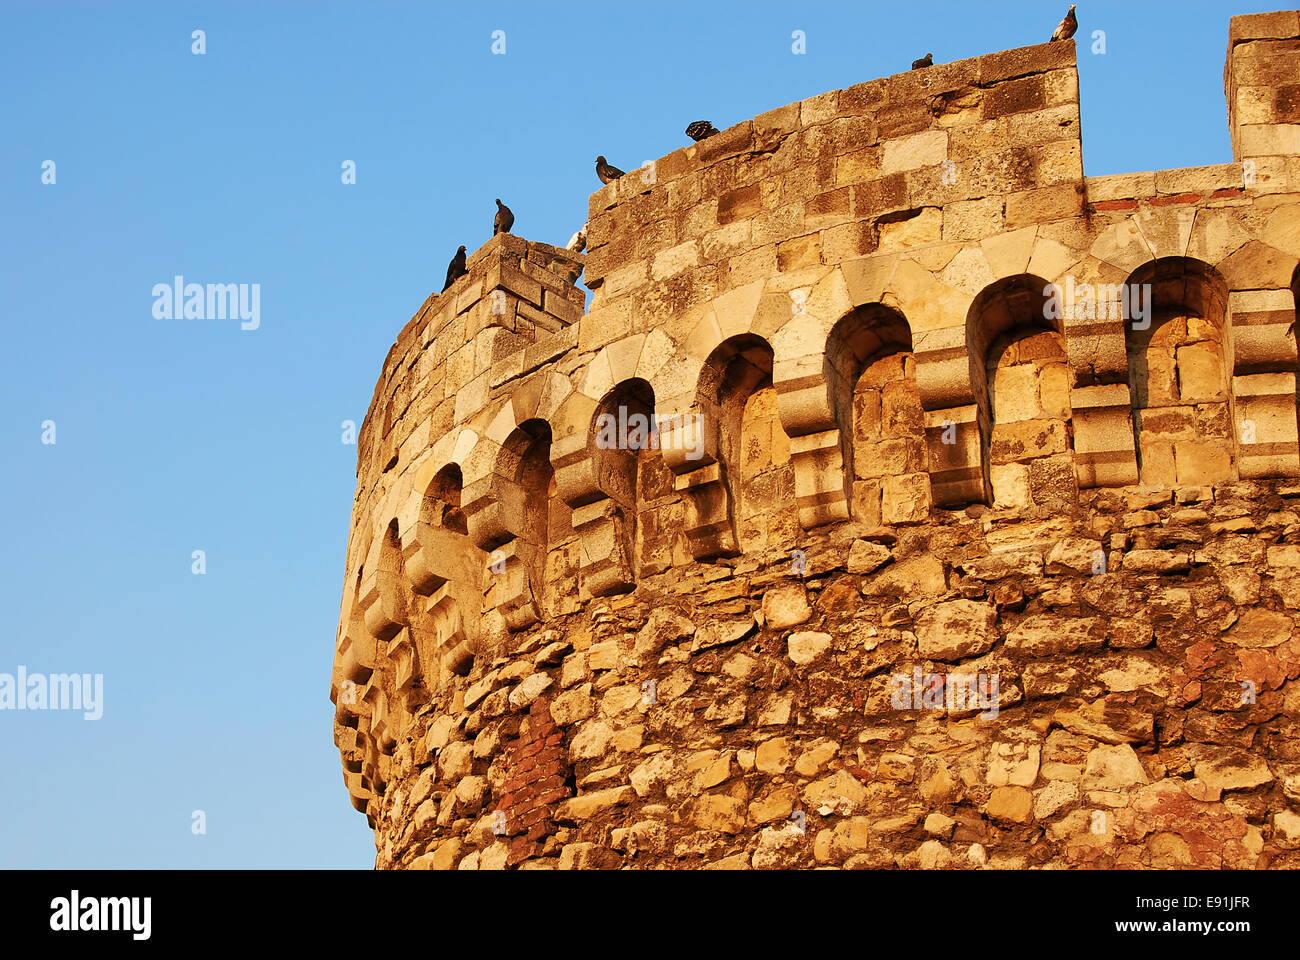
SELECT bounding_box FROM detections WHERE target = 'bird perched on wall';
[1051,4,1078,41]
[911,53,933,69]
[442,245,467,292]
[493,199,514,235]
[566,229,587,253]
[595,156,625,184]
[685,120,721,142]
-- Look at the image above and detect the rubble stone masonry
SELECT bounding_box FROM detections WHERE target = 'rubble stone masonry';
[331,11,1300,868]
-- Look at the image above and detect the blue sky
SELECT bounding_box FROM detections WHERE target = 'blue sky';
[0,0,1256,867]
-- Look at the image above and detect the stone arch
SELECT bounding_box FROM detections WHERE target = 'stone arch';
[967,274,1076,509]
[478,418,556,631]
[1124,257,1236,486]
[359,517,409,642]
[423,463,467,534]
[333,569,375,737]
[825,304,929,525]
[566,378,660,596]
[688,334,800,555]
[407,461,480,682]
[1295,263,1300,468]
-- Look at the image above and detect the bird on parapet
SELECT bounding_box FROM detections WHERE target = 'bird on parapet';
[442,245,467,293]
[493,199,514,235]
[911,53,933,69]
[1051,4,1078,41]
[595,156,625,184]
[685,120,721,141]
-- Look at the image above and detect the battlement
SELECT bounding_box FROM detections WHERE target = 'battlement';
[333,14,1300,868]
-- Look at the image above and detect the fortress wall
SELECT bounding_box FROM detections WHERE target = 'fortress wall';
[331,12,1300,868]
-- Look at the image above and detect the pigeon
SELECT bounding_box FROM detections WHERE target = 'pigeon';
[566,229,587,253]
[442,245,467,292]
[595,156,625,184]
[1051,4,1077,41]
[493,198,514,235]
[685,120,721,142]
[911,53,933,69]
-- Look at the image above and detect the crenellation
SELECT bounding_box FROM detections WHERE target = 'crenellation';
[333,12,1300,869]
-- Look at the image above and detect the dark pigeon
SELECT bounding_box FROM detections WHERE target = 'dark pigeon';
[493,199,514,235]
[442,245,467,292]
[911,53,933,69]
[595,156,625,185]
[685,120,721,142]
[1051,4,1078,41]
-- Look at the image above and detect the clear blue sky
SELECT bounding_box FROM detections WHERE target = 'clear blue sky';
[0,0,1255,867]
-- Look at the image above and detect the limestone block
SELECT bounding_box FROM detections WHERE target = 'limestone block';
[882,471,931,524]
[877,208,943,252]
[991,462,1032,509]
[1235,381,1300,478]
[924,406,986,507]
[914,599,997,661]
[986,785,1033,823]
[863,554,947,597]
[787,631,832,665]
[881,130,948,175]
[1173,441,1235,485]
[763,582,813,629]
[989,418,1070,464]
[1005,615,1104,656]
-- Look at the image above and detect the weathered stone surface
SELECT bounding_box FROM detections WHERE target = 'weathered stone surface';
[507,673,553,709]
[863,555,947,597]
[1225,609,1292,647]
[787,631,832,665]
[694,616,758,652]
[1081,744,1149,792]
[803,770,869,815]
[987,786,1033,823]
[634,608,696,657]
[762,583,813,629]
[1186,746,1274,792]
[847,539,892,574]
[1005,615,1104,656]
[561,786,634,821]
[915,600,997,661]
[756,737,794,774]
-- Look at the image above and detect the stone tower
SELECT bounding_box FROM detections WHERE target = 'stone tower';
[331,11,1300,869]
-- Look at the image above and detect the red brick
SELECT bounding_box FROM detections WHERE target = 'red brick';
[509,800,538,820]
[1149,192,1201,206]
[508,837,536,865]
[1093,199,1138,211]
[538,788,570,806]
[521,806,550,828]
[526,822,549,842]
[515,757,536,775]
[544,732,564,747]
[1211,187,1245,198]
